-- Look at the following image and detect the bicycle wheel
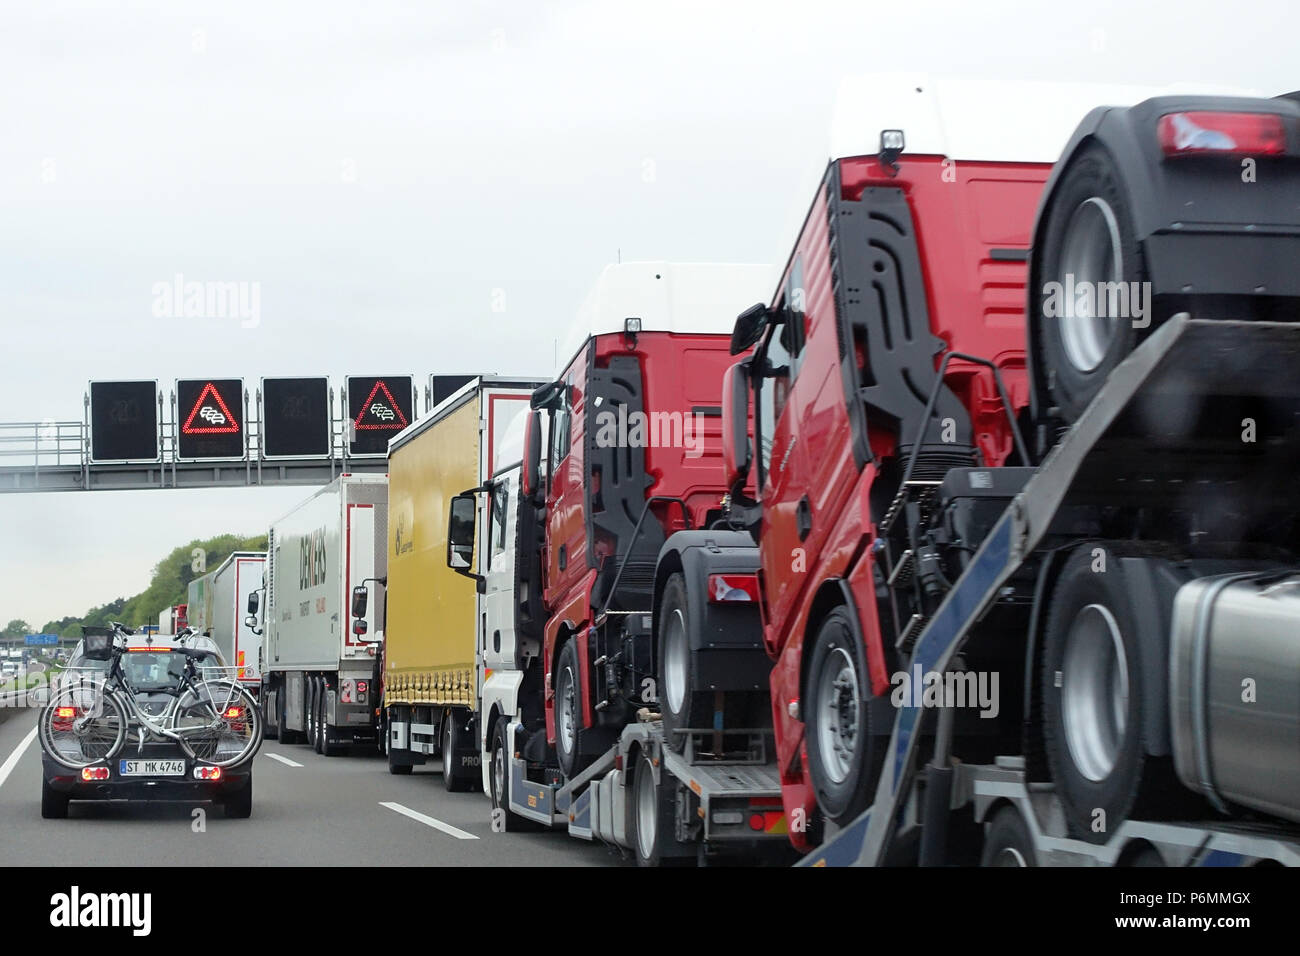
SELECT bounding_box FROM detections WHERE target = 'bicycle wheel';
[39,680,128,771]
[174,680,263,768]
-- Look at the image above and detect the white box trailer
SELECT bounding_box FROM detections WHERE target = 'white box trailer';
[260,474,387,756]
[186,555,264,688]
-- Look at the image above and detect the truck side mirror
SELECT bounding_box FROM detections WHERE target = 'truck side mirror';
[722,361,752,487]
[243,615,257,629]
[246,591,259,615]
[730,302,770,356]
[352,619,368,636]
[351,585,369,619]
[522,410,542,503]
[447,494,477,571]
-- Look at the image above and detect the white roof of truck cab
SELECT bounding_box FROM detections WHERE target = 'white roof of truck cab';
[830,73,1265,164]
[558,261,775,370]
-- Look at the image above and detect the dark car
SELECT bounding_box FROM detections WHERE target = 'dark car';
[41,633,255,820]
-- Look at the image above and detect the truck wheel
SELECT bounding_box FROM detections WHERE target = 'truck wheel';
[658,574,709,753]
[263,692,279,741]
[441,710,475,792]
[387,708,413,775]
[41,778,70,820]
[312,681,325,755]
[282,688,304,746]
[804,607,890,827]
[631,751,690,867]
[980,806,1037,866]
[1034,144,1148,423]
[305,679,317,749]
[223,779,253,819]
[490,717,536,831]
[554,640,593,779]
[1041,547,1168,842]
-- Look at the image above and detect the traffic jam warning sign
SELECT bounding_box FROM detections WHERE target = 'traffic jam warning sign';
[346,375,412,455]
[176,378,244,460]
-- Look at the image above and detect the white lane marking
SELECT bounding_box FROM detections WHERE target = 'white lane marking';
[265,752,304,768]
[379,801,479,841]
[0,726,38,791]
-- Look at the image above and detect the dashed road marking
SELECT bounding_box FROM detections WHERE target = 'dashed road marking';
[379,800,479,840]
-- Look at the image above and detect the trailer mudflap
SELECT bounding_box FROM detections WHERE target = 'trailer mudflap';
[803,316,1300,867]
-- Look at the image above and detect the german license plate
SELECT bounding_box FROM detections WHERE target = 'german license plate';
[118,759,186,777]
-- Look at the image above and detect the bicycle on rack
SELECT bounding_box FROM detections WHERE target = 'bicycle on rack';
[39,623,263,772]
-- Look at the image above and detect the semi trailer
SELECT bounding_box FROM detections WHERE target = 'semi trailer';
[156,604,187,636]
[186,553,264,690]
[441,262,794,863]
[257,474,387,754]
[367,376,543,788]
[691,77,1300,866]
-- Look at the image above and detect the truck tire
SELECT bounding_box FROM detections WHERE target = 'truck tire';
[278,687,303,745]
[223,779,253,819]
[658,574,710,753]
[1034,144,1149,424]
[313,681,325,755]
[262,692,279,741]
[387,707,413,775]
[490,717,537,831]
[305,679,318,750]
[980,806,1037,866]
[804,607,890,827]
[554,640,591,779]
[1040,546,1176,842]
[441,710,475,792]
[631,750,691,867]
[41,778,70,820]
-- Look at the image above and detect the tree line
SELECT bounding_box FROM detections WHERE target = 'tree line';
[2,533,268,640]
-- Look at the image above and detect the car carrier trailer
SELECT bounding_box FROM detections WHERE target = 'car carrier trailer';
[800,315,1300,867]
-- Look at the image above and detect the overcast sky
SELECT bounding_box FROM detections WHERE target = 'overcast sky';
[1,0,1296,628]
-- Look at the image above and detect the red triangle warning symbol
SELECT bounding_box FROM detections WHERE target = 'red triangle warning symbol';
[354,380,409,431]
[182,383,240,434]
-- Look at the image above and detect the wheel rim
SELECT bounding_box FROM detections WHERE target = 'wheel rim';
[636,762,657,860]
[991,846,1029,867]
[558,664,577,758]
[1057,196,1123,373]
[815,645,859,785]
[443,718,452,770]
[1061,603,1130,782]
[492,741,505,807]
[662,609,687,714]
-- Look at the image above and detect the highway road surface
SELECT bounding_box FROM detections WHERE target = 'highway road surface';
[0,707,623,867]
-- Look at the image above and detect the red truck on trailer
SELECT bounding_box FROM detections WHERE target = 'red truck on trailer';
[704,75,1300,866]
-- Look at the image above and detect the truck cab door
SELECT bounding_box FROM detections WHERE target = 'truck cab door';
[544,367,587,604]
[483,473,517,670]
[755,283,811,648]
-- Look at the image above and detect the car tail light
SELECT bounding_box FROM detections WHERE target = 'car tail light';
[55,706,76,719]
[223,706,243,719]
[707,573,760,603]
[194,766,223,781]
[81,767,110,781]
[1158,111,1286,157]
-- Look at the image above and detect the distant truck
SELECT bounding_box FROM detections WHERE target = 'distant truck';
[186,554,264,691]
[360,376,542,787]
[156,604,188,636]
[256,474,388,755]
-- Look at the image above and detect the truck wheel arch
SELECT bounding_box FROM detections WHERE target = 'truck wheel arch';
[799,579,867,708]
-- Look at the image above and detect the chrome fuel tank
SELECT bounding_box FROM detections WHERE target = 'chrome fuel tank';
[1170,573,1300,823]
